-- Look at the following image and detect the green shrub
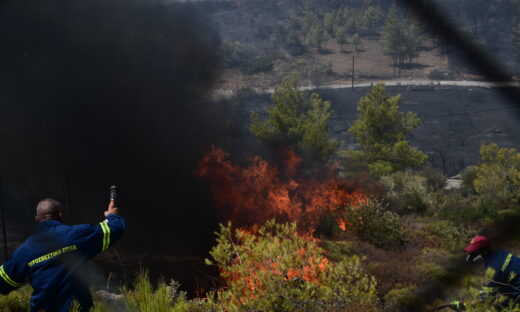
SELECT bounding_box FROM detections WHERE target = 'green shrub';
[461,165,478,195]
[122,270,191,312]
[320,240,354,262]
[432,189,486,222]
[340,197,406,248]
[383,285,420,311]
[207,220,381,312]
[415,260,447,280]
[417,166,447,191]
[380,170,437,214]
[420,220,472,252]
[241,56,274,74]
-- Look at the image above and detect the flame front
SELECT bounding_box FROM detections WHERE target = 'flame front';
[197,146,365,231]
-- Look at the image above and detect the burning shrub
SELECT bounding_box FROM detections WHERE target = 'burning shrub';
[206,220,381,312]
[340,197,406,248]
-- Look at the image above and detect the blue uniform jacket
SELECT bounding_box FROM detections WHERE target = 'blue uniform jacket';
[483,250,520,302]
[0,214,126,312]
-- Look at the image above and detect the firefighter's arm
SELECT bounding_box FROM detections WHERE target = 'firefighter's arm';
[0,249,27,295]
[98,201,126,253]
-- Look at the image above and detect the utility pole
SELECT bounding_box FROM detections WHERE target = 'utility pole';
[351,54,355,90]
[0,176,8,261]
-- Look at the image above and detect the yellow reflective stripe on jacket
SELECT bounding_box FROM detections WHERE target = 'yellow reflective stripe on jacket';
[501,253,513,272]
[0,265,22,288]
[100,221,111,252]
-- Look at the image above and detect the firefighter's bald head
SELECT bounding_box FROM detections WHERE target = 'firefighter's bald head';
[36,198,63,223]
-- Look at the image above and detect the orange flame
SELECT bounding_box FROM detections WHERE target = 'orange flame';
[197,146,365,231]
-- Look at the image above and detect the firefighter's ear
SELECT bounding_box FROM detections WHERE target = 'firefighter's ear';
[35,215,40,223]
[57,212,63,221]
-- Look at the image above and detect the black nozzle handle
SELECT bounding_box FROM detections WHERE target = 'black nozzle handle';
[109,185,118,202]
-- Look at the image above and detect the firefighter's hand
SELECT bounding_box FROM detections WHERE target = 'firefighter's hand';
[104,201,119,217]
[449,301,465,311]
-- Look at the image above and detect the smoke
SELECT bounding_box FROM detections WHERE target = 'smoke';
[0,0,227,253]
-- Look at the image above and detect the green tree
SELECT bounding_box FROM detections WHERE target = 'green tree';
[342,83,427,176]
[361,6,383,34]
[250,73,339,160]
[352,33,361,52]
[382,3,421,66]
[323,12,336,37]
[471,143,520,210]
[307,24,327,51]
[335,26,348,51]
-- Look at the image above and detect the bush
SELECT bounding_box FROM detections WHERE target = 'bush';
[432,189,485,222]
[207,220,381,312]
[419,220,472,252]
[122,271,192,312]
[417,166,447,191]
[379,170,437,214]
[241,56,274,74]
[383,285,420,311]
[340,197,406,248]
[461,165,478,195]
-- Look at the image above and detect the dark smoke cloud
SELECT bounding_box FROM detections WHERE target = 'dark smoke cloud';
[0,0,227,253]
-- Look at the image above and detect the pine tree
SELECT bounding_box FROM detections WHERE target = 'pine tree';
[250,73,338,160]
[352,33,361,52]
[335,26,348,52]
[382,3,421,66]
[343,83,427,176]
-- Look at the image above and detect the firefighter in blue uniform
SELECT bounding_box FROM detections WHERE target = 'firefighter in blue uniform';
[450,235,520,311]
[0,198,126,311]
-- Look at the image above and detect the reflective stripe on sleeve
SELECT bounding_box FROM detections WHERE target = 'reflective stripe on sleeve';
[100,221,111,252]
[0,265,22,288]
[501,253,513,272]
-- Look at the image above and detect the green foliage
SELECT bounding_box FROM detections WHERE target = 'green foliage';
[461,165,479,195]
[122,270,190,312]
[0,285,31,312]
[241,56,273,74]
[319,240,354,262]
[456,268,520,312]
[417,166,447,191]
[335,26,348,51]
[340,197,406,248]
[432,189,484,222]
[342,83,427,176]
[307,24,327,51]
[323,12,336,37]
[382,3,421,66]
[471,143,520,210]
[383,285,420,311]
[352,33,361,51]
[419,220,472,252]
[250,73,339,160]
[380,170,437,214]
[360,6,384,34]
[207,220,381,312]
